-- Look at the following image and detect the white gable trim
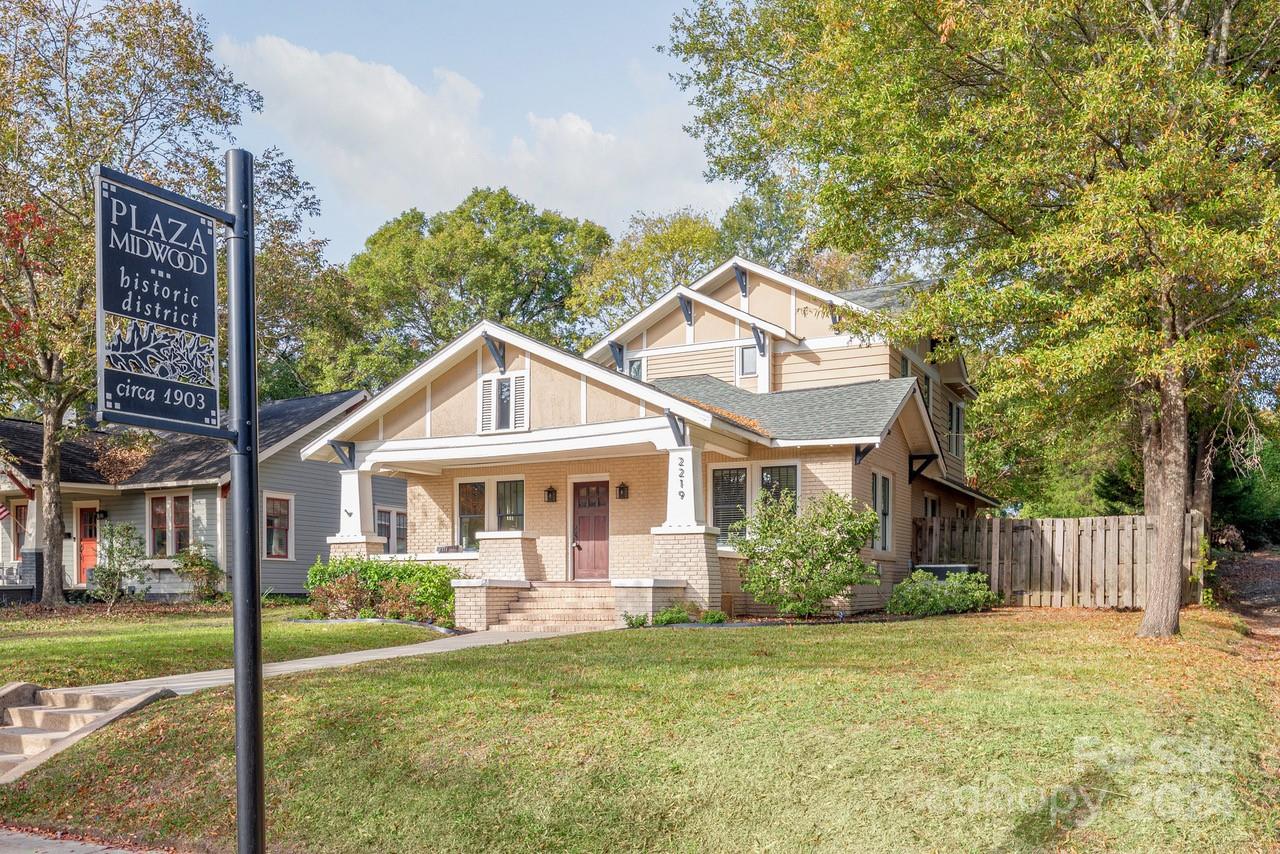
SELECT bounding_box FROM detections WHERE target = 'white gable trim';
[301,322,723,462]
[583,285,797,361]
[688,256,871,314]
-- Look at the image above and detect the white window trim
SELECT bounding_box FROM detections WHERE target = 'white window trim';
[144,490,194,563]
[737,344,758,379]
[870,469,894,556]
[452,475,527,551]
[7,499,28,564]
[375,504,409,554]
[476,369,530,434]
[261,490,296,562]
[923,492,940,519]
[626,358,644,381]
[706,459,801,552]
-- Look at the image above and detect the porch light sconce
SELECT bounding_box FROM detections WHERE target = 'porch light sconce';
[544,486,557,503]
[96,509,109,520]
[615,483,629,500]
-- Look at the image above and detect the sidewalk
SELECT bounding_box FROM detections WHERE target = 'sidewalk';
[72,630,565,698]
[0,828,140,853]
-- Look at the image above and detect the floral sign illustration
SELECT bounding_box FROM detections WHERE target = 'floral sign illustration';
[104,316,215,388]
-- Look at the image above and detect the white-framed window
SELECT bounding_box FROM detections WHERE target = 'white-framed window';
[376,506,410,554]
[923,493,940,518]
[900,353,910,378]
[262,491,294,561]
[146,491,193,557]
[870,471,893,552]
[8,501,28,562]
[921,377,932,412]
[738,345,758,378]
[627,358,643,380]
[957,504,969,520]
[454,475,526,550]
[708,460,800,545]
[479,371,528,433]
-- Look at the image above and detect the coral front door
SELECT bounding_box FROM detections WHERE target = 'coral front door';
[78,507,98,585]
[572,481,609,579]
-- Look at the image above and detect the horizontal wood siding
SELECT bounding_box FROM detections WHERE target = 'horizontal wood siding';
[646,348,735,383]
[772,344,890,391]
[911,512,1207,608]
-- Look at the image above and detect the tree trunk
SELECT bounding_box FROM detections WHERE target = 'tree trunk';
[1137,369,1188,638]
[38,402,67,606]
[1140,398,1161,517]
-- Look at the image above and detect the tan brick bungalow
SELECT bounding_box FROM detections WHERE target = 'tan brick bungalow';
[302,257,994,629]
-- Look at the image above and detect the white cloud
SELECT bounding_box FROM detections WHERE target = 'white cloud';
[215,35,734,251]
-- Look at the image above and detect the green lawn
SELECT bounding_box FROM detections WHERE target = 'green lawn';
[0,603,435,687]
[1,609,1276,852]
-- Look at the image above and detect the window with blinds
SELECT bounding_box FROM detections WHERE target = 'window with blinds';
[479,372,528,433]
[711,467,747,544]
[871,472,892,551]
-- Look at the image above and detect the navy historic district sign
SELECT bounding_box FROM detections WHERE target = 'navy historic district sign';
[94,166,232,436]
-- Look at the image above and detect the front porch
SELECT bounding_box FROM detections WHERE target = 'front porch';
[325,432,737,630]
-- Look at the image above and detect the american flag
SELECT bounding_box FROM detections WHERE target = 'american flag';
[0,506,9,522]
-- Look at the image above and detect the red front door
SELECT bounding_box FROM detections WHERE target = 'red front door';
[78,508,98,585]
[572,481,609,579]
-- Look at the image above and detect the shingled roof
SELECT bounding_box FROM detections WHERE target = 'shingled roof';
[650,375,918,442]
[835,278,933,313]
[1,390,365,488]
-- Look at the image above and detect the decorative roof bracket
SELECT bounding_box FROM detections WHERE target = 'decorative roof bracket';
[734,264,748,297]
[908,453,938,483]
[664,409,688,446]
[482,332,506,373]
[608,340,625,371]
[678,294,693,325]
[750,324,768,355]
[328,440,356,470]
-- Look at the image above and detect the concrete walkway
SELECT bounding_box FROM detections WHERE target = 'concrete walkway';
[0,828,140,853]
[74,630,564,698]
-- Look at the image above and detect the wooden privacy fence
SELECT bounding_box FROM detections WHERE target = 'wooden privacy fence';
[911,512,1207,608]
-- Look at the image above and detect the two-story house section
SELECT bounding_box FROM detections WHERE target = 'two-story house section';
[304,257,996,630]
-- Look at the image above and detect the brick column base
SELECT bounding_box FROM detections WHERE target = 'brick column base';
[326,536,385,558]
[451,579,529,631]
[649,528,721,609]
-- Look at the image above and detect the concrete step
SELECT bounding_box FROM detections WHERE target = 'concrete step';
[527,582,611,588]
[491,620,614,632]
[519,590,615,600]
[0,726,63,755]
[0,752,27,773]
[5,705,107,731]
[36,690,123,712]
[506,601,616,613]
[494,612,609,624]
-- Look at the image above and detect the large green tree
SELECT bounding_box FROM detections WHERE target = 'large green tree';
[338,189,609,383]
[568,209,722,340]
[0,0,318,603]
[670,0,1280,636]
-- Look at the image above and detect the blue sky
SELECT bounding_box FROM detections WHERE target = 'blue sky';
[187,0,734,261]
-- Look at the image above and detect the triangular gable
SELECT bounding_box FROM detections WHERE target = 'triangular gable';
[302,321,745,463]
[583,284,797,362]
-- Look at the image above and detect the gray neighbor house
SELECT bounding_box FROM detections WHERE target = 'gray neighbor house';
[0,391,406,602]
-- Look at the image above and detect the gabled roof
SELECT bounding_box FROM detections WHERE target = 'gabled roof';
[302,321,762,463]
[128,390,368,484]
[582,283,797,361]
[687,256,871,312]
[835,278,931,313]
[1,390,367,490]
[651,374,941,457]
[0,419,109,487]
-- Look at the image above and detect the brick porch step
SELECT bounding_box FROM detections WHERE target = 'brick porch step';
[491,620,613,632]
[496,608,615,622]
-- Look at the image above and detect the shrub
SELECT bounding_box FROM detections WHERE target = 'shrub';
[653,601,698,626]
[310,573,373,619]
[730,490,880,618]
[1212,524,1246,553]
[174,542,222,602]
[622,612,649,629]
[306,557,460,626]
[700,609,728,624]
[887,570,1000,616]
[90,522,149,613]
[375,579,419,620]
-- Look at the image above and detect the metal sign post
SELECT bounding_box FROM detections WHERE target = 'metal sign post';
[93,151,264,854]
[225,148,265,854]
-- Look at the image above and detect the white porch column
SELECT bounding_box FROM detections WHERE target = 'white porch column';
[756,336,771,394]
[327,469,384,556]
[663,445,706,528]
